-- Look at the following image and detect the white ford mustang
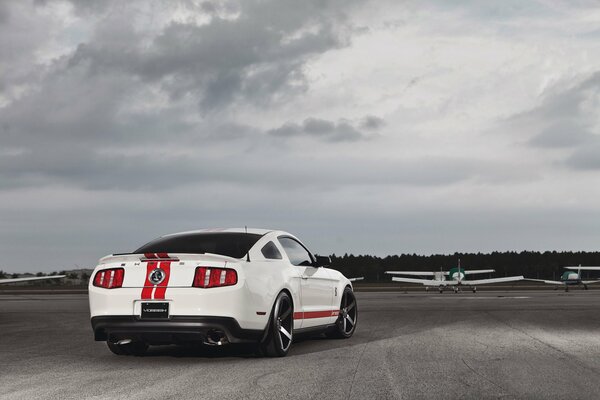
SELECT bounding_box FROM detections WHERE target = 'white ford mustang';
[89,228,358,357]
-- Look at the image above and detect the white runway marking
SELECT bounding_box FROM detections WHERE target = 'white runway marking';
[430,296,531,299]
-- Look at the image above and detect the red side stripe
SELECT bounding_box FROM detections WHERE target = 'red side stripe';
[293,310,339,320]
[141,261,157,299]
[153,261,171,299]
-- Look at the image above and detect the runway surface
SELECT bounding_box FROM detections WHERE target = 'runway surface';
[2,290,600,399]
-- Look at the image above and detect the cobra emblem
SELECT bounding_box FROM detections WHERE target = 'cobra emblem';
[149,268,166,285]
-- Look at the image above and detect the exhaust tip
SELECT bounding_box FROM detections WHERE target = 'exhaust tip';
[204,329,228,346]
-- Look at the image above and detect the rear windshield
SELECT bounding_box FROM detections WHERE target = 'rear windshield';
[134,232,262,259]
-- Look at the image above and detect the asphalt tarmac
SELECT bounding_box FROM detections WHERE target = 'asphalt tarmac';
[2,290,600,399]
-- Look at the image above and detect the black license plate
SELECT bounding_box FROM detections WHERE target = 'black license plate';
[141,302,169,319]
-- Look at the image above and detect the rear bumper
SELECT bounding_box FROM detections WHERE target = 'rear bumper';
[91,316,263,344]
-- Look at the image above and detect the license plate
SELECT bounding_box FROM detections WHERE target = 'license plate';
[141,302,169,319]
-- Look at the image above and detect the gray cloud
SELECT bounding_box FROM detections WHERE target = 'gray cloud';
[359,115,386,131]
[0,146,489,191]
[0,2,9,24]
[268,117,376,142]
[528,122,594,148]
[0,0,366,193]
[565,143,600,170]
[59,0,356,111]
[515,71,600,168]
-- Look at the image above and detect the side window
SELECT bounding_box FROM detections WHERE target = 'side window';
[278,237,313,266]
[261,241,282,260]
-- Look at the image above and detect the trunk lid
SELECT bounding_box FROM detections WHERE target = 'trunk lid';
[97,252,240,289]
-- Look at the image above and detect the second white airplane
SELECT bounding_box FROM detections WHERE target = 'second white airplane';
[0,275,65,285]
[525,266,600,292]
[385,260,524,293]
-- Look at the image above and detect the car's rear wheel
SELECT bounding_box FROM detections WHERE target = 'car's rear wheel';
[259,291,293,357]
[107,340,148,356]
[327,287,357,339]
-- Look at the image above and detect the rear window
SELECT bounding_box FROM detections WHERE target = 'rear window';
[134,232,262,259]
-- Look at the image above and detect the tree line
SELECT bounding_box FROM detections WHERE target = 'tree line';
[329,251,600,282]
[3,251,600,284]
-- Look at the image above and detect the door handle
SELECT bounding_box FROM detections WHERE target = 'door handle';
[301,276,309,280]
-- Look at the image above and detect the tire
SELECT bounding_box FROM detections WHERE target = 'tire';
[259,291,294,357]
[107,341,148,356]
[327,287,357,339]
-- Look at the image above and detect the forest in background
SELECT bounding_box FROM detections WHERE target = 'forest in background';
[3,251,600,285]
[329,251,600,282]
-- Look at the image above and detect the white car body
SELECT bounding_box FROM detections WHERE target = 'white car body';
[89,228,356,354]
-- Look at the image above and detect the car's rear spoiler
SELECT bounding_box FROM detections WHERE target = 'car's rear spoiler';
[99,252,240,265]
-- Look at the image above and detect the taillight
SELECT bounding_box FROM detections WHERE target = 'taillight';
[193,267,237,288]
[93,268,124,289]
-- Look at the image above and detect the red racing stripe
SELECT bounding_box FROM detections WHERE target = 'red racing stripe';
[293,310,339,320]
[141,261,157,299]
[153,261,171,300]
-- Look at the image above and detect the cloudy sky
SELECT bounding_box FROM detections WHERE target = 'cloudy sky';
[1,0,600,272]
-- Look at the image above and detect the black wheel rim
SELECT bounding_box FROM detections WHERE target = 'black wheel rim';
[339,290,357,334]
[275,295,293,351]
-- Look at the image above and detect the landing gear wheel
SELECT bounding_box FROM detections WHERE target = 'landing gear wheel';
[472,287,477,293]
[259,291,294,357]
[438,288,443,294]
[327,287,357,339]
[453,287,458,293]
[107,341,148,356]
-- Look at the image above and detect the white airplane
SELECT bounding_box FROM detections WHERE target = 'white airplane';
[385,260,524,293]
[525,265,600,292]
[0,275,65,284]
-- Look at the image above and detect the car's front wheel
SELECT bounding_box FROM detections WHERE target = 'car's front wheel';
[259,291,294,357]
[107,340,148,356]
[327,287,357,339]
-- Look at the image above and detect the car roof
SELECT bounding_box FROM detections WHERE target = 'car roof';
[161,228,277,237]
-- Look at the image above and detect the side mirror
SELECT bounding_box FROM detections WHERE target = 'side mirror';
[314,255,331,268]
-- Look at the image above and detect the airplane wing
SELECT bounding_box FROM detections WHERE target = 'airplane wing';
[464,269,495,275]
[391,277,459,286]
[523,278,564,285]
[385,271,436,276]
[0,275,66,284]
[463,276,524,285]
[564,266,600,270]
[348,277,364,282]
[581,280,600,285]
